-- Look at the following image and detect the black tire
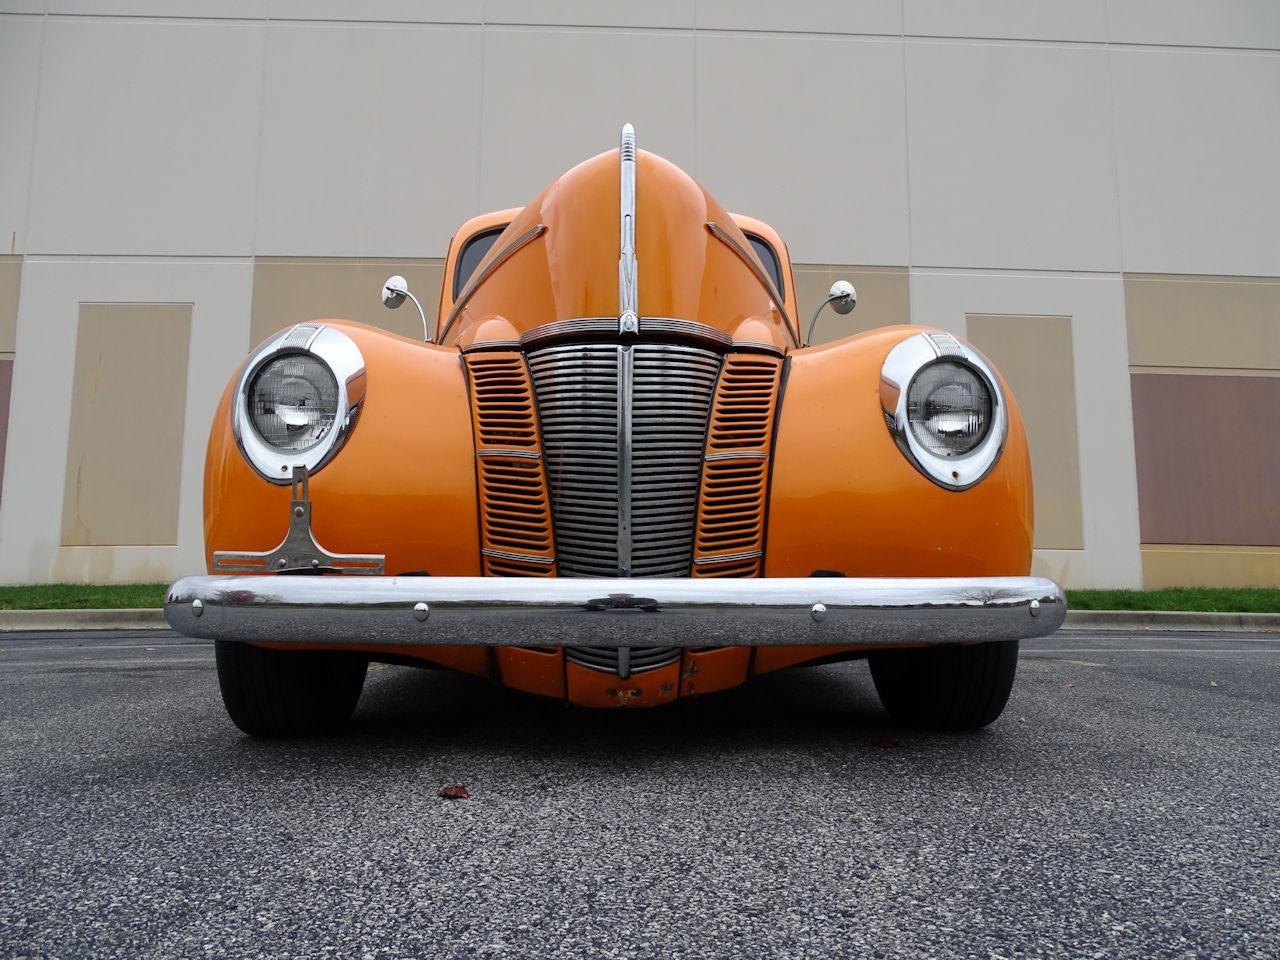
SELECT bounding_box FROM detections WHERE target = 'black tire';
[868,640,1018,731]
[214,641,368,737]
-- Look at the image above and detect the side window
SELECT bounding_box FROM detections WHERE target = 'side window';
[453,226,507,299]
[744,232,785,303]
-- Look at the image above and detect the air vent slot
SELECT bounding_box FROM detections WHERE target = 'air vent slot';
[464,352,556,576]
[693,354,784,578]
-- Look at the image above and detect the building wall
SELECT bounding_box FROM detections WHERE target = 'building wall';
[0,1,1277,587]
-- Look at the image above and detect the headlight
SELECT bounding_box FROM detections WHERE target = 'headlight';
[248,354,338,451]
[906,360,993,458]
[233,324,366,483]
[880,332,1006,490]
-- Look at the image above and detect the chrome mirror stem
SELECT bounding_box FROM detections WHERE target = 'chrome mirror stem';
[381,274,432,342]
[805,280,857,345]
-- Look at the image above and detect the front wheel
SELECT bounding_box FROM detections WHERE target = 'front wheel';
[214,641,368,737]
[868,640,1018,731]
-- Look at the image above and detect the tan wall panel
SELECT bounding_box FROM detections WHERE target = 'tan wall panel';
[1141,545,1280,589]
[251,258,444,347]
[1130,373,1280,546]
[966,314,1085,550]
[1125,274,1280,370]
[795,265,909,344]
[0,356,12,504]
[61,303,191,547]
[0,256,20,354]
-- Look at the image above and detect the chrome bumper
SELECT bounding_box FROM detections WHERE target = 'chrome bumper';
[164,575,1065,648]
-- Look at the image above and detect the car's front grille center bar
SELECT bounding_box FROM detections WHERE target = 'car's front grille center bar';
[616,343,634,577]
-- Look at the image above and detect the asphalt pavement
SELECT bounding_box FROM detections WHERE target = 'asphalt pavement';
[1,628,1277,959]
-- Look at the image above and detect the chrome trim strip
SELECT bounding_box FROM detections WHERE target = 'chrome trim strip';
[616,344,634,576]
[440,223,548,343]
[475,448,541,460]
[619,122,639,336]
[520,316,732,350]
[731,340,786,357]
[704,451,768,462]
[460,339,524,353]
[481,548,555,565]
[693,550,763,565]
[705,221,796,344]
[165,575,1067,648]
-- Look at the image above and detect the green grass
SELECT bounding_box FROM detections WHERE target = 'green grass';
[1066,588,1280,614]
[0,583,1275,613]
[0,583,168,610]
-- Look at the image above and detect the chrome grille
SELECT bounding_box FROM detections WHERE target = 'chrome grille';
[527,341,722,579]
[565,646,682,678]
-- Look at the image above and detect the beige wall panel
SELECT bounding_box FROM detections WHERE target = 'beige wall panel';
[1130,373,1280,546]
[255,22,482,257]
[1125,274,1280,370]
[913,269,1141,587]
[1108,0,1280,51]
[795,265,909,344]
[0,258,252,583]
[904,0,1108,42]
[0,17,42,254]
[486,0,691,28]
[1141,545,1280,589]
[0,356,12,504]
[0,256,19,353]
[251,258,443,347]
[696,0,901,34]
[698,34,909,266]
[1111,50,1280,276]
[49,1,264,15]
[26,19,263,256]
[906,41,1121,272]
[61,303,191,547]
[479,29,695,211]
[967,314,1085,550]
[267,0,478,22]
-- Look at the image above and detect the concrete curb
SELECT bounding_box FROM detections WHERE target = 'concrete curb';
[1064,610,1280,632]
[0,608,169,631]
[0,607,1276,633]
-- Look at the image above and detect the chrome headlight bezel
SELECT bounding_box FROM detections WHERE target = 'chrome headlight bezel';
[879,331,1007,491]
[233,323,366,484]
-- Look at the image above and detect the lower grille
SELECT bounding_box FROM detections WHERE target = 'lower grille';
[527,341,721,578]
[565,645,682,679]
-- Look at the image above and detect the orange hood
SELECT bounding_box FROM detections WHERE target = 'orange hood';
[442,147,795,352]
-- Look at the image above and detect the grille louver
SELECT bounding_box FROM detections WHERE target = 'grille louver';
[693,354,784,578]
[464,352,556,576]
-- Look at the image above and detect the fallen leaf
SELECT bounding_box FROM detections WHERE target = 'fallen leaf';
[1065,682,1074,689]
[438,784,470,800]
[1209,680,1219,687]
[875,736,899,749]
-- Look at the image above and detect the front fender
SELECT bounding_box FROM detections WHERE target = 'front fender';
[765,326,1034,578]
[203,321,480,577]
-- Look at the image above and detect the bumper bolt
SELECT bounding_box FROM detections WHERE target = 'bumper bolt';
[413,602,430,622]
[811,603,827,623]
[192,599,203,618]
[1030,599,1041,618]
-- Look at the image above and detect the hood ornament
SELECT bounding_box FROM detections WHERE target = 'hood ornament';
[618,122,639,336]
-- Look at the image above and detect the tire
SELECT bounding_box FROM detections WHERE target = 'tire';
[868,640,1018,731]
[214,641,368,737]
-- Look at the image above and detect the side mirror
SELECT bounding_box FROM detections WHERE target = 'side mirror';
[380,274,430,342]
[381,274,409,309]
[827,279,857,315]
[806,279,858,344]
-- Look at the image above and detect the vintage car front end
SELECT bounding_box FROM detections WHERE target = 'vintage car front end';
[167,125,1065,735]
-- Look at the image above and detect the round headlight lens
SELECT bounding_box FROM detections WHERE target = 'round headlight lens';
[247,353,339,452]
[906,360,993,457]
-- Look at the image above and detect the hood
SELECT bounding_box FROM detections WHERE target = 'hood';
[442,133,794,352]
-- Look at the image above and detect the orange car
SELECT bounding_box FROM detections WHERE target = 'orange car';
[165,125,1065,737]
